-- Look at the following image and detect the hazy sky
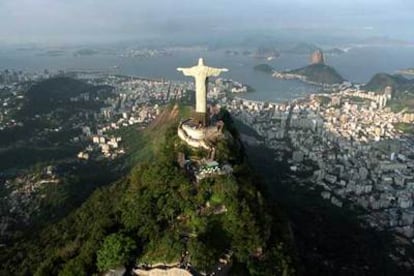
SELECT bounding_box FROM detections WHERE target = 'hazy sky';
[0,0,413,45]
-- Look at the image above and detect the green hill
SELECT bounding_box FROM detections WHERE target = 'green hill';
[18,77,112,117]
[254,63,274,74]
[289,63,345,85]
[0,105,295,275]
[0,77,113,152]
[364,73,414,112]
[0,77,113,161]
[363,73,414,93]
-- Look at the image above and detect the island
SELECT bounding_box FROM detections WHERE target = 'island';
[38,50,65,57]
[253,63,274,74]
[73,48,99,56]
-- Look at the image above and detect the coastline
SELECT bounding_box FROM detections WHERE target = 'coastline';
[398,69,414,76]
[254,64,344,88]
[272,70,342,88]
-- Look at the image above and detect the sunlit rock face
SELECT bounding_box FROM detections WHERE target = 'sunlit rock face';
[310,49,325,65]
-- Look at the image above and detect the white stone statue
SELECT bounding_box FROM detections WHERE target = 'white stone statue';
[177,58,228,114]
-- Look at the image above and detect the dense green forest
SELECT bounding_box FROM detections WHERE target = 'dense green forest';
[0,105,295,275]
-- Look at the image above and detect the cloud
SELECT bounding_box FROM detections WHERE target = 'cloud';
[0,0,413,44]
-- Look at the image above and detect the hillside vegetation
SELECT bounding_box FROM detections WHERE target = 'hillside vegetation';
[0,105,295,275]
[364,73,414,112]
[289,63,345,85]
[254,64,275,74]
[363,73,414,93]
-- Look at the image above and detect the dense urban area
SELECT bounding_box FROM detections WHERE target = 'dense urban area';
[227,84,414,268]
[1,64,414,271]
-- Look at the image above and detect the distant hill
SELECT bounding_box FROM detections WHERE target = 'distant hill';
[19,77,112,117]
[363,73,414,93]
[324,48,346,55]
[284,43,319,55]
[74,48,99,56]
[289,63,345,85]
[283,43,345,56]
[363,73,414,112]
[253,63,274,74]
[27,77,90,101]
[254,47,280,59]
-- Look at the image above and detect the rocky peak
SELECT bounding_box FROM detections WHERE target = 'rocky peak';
[310,49,325,65]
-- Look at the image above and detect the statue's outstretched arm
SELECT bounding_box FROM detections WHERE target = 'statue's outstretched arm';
[177,67,196,76]
[206,67,228,77]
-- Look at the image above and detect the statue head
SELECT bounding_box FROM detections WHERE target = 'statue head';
[198,58,204,66]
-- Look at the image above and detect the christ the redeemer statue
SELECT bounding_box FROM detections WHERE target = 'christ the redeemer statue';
[177,58,228,123]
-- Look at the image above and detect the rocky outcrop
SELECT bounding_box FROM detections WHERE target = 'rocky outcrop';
[310,49,325,65]
[134,267,192,276]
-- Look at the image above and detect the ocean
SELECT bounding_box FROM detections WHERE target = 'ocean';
[1,46,414,102]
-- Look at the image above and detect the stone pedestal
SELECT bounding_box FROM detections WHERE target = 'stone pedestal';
[192,111,208,126]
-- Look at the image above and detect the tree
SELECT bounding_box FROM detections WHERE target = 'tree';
[96,233,136,272]
[187,239,217,272]
[59,258,88,276]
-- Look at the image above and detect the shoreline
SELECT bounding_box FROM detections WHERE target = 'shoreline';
[272,70,343,88]
[397,69,414,76]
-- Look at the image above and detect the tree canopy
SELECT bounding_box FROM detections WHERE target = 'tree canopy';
[96,233,136,272]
